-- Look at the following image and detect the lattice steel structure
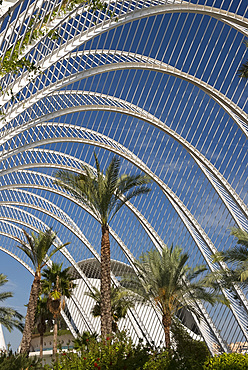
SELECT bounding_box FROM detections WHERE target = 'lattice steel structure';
[0,0,247,354]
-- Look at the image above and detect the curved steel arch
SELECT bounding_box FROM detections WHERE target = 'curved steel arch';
[0,149,167,252]
[0,180,229,352]
[6,92,245,230]
[0,245,34,275]
[0,123,245,272]
[1,1,247,109]
[0,126,240,266]
[0,190,155,343]
[2,161,248,341]
[4,53,248,138]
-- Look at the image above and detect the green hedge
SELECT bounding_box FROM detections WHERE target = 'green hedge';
[203,353,248,370]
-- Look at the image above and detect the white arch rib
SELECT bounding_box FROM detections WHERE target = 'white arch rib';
[4,54,248,138]
[0,190,154,342]
[0,185,228,352]
[6,91,245,228]
[2,164,248,341]
[1,2,247,109]
[0,150,167,252]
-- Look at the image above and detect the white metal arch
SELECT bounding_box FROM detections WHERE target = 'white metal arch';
[1,164,248,341]
[4,54,248,138]
[0,192,155,342]
[0,150,167,252]
[1,1,247,109]
[0,123,245,272]
[0,183,229,352]
[5,92,245,230]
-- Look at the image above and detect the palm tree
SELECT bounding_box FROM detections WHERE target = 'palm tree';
[35,296,53,358]
[121,245,224,348]
[42,262,76,358]
[0,273,24,332]
[54,153,151,337]
[85,286,135,332]
[17,228,69,354]
[238,41,248,79]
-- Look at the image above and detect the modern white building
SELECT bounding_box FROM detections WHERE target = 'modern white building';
[0,0,247,355]
[0,324,6,352]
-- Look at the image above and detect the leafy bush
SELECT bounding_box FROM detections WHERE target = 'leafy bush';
[45,326,212,370]
[0,352,42,370]
[143,350,179,370]
[46,331,152,370]
[171,320,210,370]
[203,353,248,369]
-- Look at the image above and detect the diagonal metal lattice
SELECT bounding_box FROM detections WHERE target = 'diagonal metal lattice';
[0,0,247,353]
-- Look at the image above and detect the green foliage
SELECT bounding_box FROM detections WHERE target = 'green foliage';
[46,331,152,370]
[43,329,210,370]
[206,228,248,293]
[55,153,151,227]
[85,286,135,331]
[122,244,224,348]
[203,353,248,370]
[171,320,210,370]
[0,273,24,332]
[0,352,42,370]
[73,331,98,350]
[17,229,69,274]
[238,40,248,79]
[42,263,76,299]
[143,351,178,370]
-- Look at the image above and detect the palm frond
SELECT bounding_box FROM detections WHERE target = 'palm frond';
[0,274,24,332]
[54,154,152,227]
[121,245,222,323]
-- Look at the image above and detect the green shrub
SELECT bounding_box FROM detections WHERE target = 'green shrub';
[203,353,248,369]
[143,350,179,370]
[171,320,210,370]
[0,352,42,370]
[47,331,151,370]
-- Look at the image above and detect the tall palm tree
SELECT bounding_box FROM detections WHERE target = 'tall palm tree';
[238,41,248,79]
[17,228,69,354]
[0,273,24,332]
[42,262,76,358]
[54,153,151,337]
[85,286,135,332]
[122,245,225,348]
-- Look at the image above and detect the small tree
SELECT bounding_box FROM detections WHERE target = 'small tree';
[85,286,135,332]
[17,228,69,354]
[122,245,225,348]
[0,273,23,332]
[42,262,76,358]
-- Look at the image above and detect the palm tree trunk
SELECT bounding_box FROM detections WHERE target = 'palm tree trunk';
[100,225,112,338]
[162,313,171,349]
[53,316,58,359]
[20,272,41,354]
[40,333,43,358]
[38,321,46,358]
